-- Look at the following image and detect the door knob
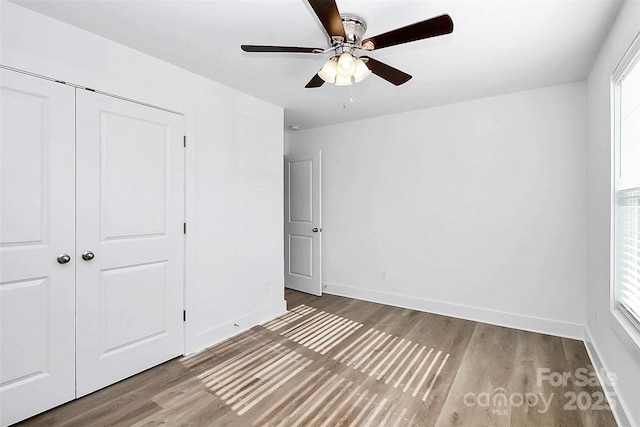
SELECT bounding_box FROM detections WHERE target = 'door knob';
[312,227,322,232]
[57,253,71,264]
[82,251,95,261]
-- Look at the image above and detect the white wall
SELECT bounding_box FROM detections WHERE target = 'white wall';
[0,1,286,354]
[586,1,640,426]
[289,82,588,338]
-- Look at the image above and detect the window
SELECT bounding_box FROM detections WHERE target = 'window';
[613,34,640,333]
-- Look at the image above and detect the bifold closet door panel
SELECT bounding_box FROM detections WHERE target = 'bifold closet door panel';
[0,70,76,426]
[75,90,185,397]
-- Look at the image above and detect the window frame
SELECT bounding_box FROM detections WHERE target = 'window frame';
[611,30,640,348]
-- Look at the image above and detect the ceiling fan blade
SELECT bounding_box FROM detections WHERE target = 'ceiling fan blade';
[305,73,325,88]
[362,14,453,50]
[241,45,324,54]
[361,56,412,86]
[307,0,346,39]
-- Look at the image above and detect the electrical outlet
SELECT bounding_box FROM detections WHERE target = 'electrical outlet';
[380,270,388,281]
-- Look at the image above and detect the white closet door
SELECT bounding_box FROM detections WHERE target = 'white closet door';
[284,151,322,296]
[75,91,185,397]
[0,70,76,426]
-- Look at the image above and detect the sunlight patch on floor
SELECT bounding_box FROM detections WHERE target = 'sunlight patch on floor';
[263,304,317,331]
[334,327,451,400]
[198,340,313,416]
[279,309,364,354]
[185,306,453,425]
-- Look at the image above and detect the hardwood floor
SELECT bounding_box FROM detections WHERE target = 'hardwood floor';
[17,290,617,426]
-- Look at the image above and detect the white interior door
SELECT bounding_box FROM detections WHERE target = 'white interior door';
[284,151,322,296]
[0,70,76,426]
[75,90,185,396]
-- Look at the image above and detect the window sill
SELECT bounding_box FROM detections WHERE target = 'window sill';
[611,309,640,362]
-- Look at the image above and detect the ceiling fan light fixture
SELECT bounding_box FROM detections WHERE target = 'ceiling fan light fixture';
[242,2,454,89]
[335,75,353,86]
[318,59,338,83]
[353,59,371,83]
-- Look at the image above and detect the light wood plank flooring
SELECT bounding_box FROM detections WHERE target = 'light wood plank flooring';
[17,290,618,426]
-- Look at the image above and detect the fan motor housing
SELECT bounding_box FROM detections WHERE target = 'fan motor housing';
[339,14,367,45]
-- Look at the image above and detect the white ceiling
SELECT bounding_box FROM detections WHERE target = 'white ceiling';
[13,0,622,129]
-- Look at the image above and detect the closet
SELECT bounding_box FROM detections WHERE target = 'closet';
[0,69,185,426]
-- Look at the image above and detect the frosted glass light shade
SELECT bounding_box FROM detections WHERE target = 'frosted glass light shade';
[337,52,355,75]
[318,60,338,83]
[335,75,352,86]
[353,59,372,83]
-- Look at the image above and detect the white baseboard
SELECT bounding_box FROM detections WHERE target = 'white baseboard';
[584,327,635,427]
[323,282,584,339]
[186,299,287,355]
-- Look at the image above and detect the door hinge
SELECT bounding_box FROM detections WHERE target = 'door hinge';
[183,223,187,234]
[183,310,186,322]
[183,135,187,147]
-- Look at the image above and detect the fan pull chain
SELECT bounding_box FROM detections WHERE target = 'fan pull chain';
[343,86,355,109]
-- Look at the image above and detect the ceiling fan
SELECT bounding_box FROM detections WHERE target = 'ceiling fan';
[241,0,453,88]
